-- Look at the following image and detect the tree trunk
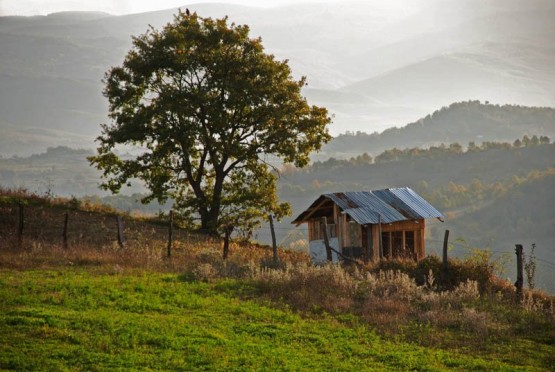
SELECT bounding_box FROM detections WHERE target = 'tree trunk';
[198,171,224,235]
[199,208,220,235]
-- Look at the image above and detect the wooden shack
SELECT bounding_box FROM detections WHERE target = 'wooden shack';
[292,187,444,264]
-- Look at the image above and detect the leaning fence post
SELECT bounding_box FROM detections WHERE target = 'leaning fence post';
[321,216,333,262]
[442,229,450,275]
[116,216,124,248]
[167,210,173,257]
[269,214,278,263]
[63,212,69,249]
[515,244,524,302]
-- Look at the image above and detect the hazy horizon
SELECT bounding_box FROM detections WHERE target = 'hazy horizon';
[1,0,553,155]
[0,0,338,16]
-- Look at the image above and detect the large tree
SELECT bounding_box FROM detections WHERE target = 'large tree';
[90,11,331,234]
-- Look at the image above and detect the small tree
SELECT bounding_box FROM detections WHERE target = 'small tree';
[89,11,331,235]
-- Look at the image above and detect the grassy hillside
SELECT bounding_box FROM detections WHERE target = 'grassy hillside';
[0,190,553,370]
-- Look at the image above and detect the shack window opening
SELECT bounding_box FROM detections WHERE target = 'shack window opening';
[392,231,403,258]
[382,232,391,258]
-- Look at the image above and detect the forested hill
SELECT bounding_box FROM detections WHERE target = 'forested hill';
[320,101,555,159]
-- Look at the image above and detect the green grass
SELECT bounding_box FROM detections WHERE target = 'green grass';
[0,268,546,371]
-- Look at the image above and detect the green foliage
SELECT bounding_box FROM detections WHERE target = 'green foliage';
[89,11,331,235]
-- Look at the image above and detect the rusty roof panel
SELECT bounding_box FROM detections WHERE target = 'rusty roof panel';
[292,187,442,225]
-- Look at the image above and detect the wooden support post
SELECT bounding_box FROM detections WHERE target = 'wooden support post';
[378,215,383,260]
[222,225,233,260]
[515,244,524,302]
[116,216,124,248]
[63,212,69,249]
[442,229,450,275]
[321,216,332,262]
[167,210,173,257]
[269,214,278,263]
[365,225,374,263]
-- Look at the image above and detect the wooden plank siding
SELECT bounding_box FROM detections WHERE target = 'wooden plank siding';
[306,217,426,262]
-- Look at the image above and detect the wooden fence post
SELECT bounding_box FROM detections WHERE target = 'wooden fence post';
[269,214,278,263]
[116,216,124,248]
[515,244,524,302]
[442,229,450,275]
[18,204,24,240]
[321,216,333,262]
[222,225,233,260]
[63,212,69,249]
[167,210,173,257]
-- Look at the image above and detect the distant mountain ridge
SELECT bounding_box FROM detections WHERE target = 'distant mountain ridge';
[319,101,555,159]
[1,0,554,156]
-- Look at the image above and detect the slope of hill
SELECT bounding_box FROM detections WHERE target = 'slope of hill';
[0,189,553,369]
[1,0,554,155]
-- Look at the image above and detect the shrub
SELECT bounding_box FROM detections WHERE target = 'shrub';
[192,263,219,282]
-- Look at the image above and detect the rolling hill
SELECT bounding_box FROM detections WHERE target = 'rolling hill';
[319,101,555,159]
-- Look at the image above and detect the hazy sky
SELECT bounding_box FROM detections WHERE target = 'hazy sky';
[0,0,332,16]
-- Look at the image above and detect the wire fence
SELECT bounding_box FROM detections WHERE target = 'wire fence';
[0,203,214,253]
[3,202,554,275]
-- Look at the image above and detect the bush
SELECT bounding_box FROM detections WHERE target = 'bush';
[367,255,495,293]
[251,263,357,313]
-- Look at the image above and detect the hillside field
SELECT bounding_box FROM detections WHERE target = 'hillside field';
[2,268,540,371]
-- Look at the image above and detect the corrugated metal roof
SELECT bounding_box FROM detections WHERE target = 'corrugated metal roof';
[341,192,406,223]
[389,187,444,219]
[292,187,443,225]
